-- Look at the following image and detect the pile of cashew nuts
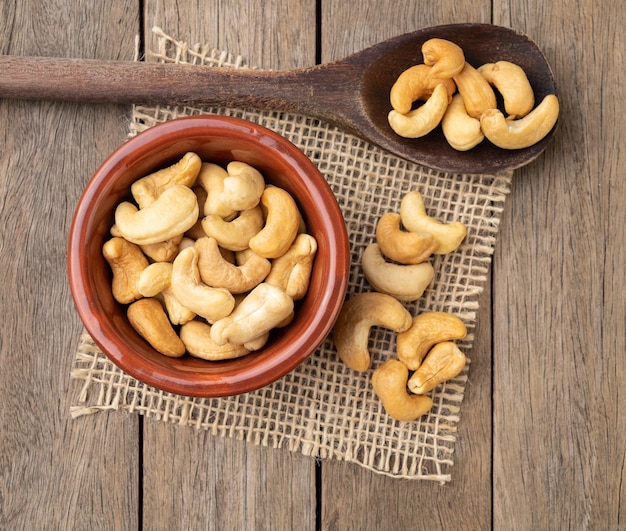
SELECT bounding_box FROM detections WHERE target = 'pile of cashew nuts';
[333,191,468,421]
[388,38,560,150]
[103,152,317,360]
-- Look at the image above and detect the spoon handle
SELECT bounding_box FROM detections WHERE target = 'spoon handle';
[0,55,361,128]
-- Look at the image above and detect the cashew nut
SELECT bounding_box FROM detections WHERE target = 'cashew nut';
[115,184,199,246]
[477,61,535,119]
[127,298,186,357]
[220,161,265,211]
[201,205,264,252]
[184,186,210,240]
[136,261,196,325]
[400,191,466,254]
[102,236,149,304]
[388,83,450,139]
[180,320,252,361]
[130,152,202,209]
[480,94,560,150]
[375,212,437,265]
[170,246,235,322]
[371,359,433,421]
[210,283,294,346]
[140,234,184,262]
[390,64,456,114]
[332,292,413,372]
[407,341,466,394]
[135,262,172,299]
[264,233,318,300]
[441,93,485,151]
[249,186,300,259]
[243,333,270,351]
[197,162,237,220]
[194,236,271,294]
[361,243,434,302]
[421,38,465,79]
[178,237,196,253]
[396,311,467,371]
[453,61,497,119]
[275,311,295,329]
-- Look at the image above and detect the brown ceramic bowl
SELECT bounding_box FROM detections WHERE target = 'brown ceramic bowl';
[68,115,350,397]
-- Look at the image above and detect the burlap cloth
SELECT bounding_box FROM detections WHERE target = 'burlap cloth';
[69,28,512,483]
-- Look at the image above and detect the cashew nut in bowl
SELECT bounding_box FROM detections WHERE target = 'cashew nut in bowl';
[140,234,184,263]
[396,311,467,371]
[178,237,197,253]
[130,152,202,209]
[332,292,412,372]
[194,236,271,294]
[361,243,434,302]
[477,61,535,119]
[275,311,295,329]
[184,186,210,240]
[421,38,465,79]
[243,332,270,351]
[264,233,318,300]
[389,64,456,114]
[201,205,264,252]
[441,93,485,151]
[453,61,497,119]
[115,184,199,246]
[136,262,196,325]
[127,298,186,358]
[180,320,252,361]
[220,161,265,211]
[375,212,437,265]
[480,94,560,150]
[197,162,237,220]
[109,224,123,238]
[249,186,300,259]
[102,236,149,304]
[400,191,467,254]
[407,341,467,395]
[388,83,450,139]
[170,246,235,322]
[371,359,433,421]
[210,283,294,346]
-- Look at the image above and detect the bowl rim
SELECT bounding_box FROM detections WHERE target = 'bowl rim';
[67,115,349,397]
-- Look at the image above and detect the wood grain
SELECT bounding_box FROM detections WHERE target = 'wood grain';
[0,1,139,528]
[2,0,625,528]
[321,287,493,530]
[145,0,316,70]
[493,1,626,528]
[139,1,319,528]
[319,2,494,529]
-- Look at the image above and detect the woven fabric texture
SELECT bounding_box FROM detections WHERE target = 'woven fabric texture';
[70,27,512,483]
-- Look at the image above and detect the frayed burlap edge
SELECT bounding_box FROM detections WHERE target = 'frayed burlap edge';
[70,27,512,483]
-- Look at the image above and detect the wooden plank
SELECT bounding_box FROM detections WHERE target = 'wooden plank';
[321,287,493,529]
[318,3,494,529]
[492,3,626,529]
[142,426,316,529]
[140,1,318,528]
[0,1,140,528]
[145,0,315,70]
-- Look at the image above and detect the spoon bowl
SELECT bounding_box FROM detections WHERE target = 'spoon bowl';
[0,23,558,174]
[357,23,559,174]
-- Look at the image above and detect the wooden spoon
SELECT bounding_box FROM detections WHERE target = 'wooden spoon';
[0,23,557,174]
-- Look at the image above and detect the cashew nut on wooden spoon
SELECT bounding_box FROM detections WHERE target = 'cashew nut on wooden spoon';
[0,23,557,174]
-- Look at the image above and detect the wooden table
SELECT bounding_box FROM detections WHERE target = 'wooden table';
[2,1,624,529]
